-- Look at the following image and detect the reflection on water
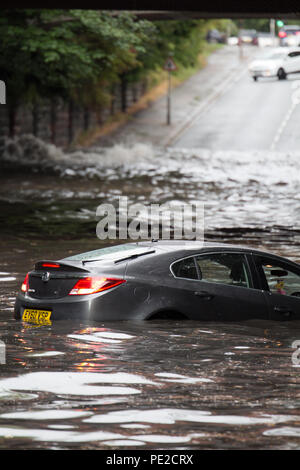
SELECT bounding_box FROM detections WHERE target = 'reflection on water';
[0,138,299,449]
[0,314,299,449]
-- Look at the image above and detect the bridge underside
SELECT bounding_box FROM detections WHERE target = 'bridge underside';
[6,1,300,18]
[66,1,300,19]
[129,9,300,20]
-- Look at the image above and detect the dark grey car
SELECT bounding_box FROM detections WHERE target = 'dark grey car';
[14,240,300,324]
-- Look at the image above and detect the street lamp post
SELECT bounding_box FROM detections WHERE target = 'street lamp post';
[164,56,177,126]
[167,70,171,125]
[270,18,275,46]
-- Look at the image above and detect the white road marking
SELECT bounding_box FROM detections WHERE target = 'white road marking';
[270,80,300,150]
[166,67,248,147]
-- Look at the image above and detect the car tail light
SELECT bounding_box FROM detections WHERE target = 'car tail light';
[41,263,60,268]
[69,277,126,296]
[21,273,29,293]
[278,31,287,38]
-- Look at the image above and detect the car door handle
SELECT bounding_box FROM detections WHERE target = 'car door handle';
[274,305,293,315]
[194,291,214,300]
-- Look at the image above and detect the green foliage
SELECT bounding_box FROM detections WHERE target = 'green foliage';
[127,18,235,83]
[0,9,155,106]
[0,10,233,109]
[234,18,271,32]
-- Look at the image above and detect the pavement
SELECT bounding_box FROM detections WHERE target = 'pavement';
[96,45,258,149]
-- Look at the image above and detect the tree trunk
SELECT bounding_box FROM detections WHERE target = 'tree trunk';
[68,100,74,144]
[8,104,16,138]
[120,74,128,113]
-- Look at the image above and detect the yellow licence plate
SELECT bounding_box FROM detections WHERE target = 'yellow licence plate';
[22,309,52,325]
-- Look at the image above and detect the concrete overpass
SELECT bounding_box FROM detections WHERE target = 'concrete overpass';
[125,8,300,20]
[8,2,300,18]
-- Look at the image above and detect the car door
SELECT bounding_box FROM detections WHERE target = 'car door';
[192,252,269,321]
[291,51,300,73]
[253,255,300,320]
[284,51,300,74]
[170,255,216,320]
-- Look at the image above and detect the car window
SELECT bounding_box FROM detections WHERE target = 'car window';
[172,257,198,280]
[64,244,153,261]
[195,253,251,288]
[256,256,300,297]
[288,52,300,58]
[264,52,286,60]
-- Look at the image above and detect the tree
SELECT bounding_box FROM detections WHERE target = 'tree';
[0,9,155,108]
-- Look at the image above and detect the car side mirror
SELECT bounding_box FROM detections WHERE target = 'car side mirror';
[271,269,288,277]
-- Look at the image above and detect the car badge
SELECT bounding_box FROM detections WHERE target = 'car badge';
[42,272,50,282]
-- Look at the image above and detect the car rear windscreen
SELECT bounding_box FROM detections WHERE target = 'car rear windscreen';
[64,244,153,262]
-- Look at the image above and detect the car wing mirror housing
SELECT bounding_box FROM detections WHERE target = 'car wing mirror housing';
[271,269,288,277]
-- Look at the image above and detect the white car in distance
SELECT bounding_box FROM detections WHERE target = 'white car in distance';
[248,47,300,81]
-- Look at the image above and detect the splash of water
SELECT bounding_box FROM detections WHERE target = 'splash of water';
[0,134,155,173]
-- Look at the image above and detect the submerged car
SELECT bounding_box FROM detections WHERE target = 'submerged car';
[248,47,300,80]
[14,240,300,324]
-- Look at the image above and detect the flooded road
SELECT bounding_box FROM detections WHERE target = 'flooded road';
[173,65,300,152]
[0,312,300,450]
[0,136,300,449]
[1,47,300,449]
[1,136,300,247]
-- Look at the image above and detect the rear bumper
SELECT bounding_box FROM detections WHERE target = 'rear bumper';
[14,293,94,321]
[14,283,142,322]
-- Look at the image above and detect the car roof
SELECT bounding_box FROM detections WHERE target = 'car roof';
[133,240,299,267]
[136,239,262,255]
[60,240,299,271]
[283,25,300,29]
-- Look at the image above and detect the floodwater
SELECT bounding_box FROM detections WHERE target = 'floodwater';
[0,136,299,450]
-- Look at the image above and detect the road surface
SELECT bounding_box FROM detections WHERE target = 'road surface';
[173,52,300,152]
[99,45,300,153]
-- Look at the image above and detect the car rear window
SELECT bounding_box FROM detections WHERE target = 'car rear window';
[64,244,152,261]
[171,257,198,280]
